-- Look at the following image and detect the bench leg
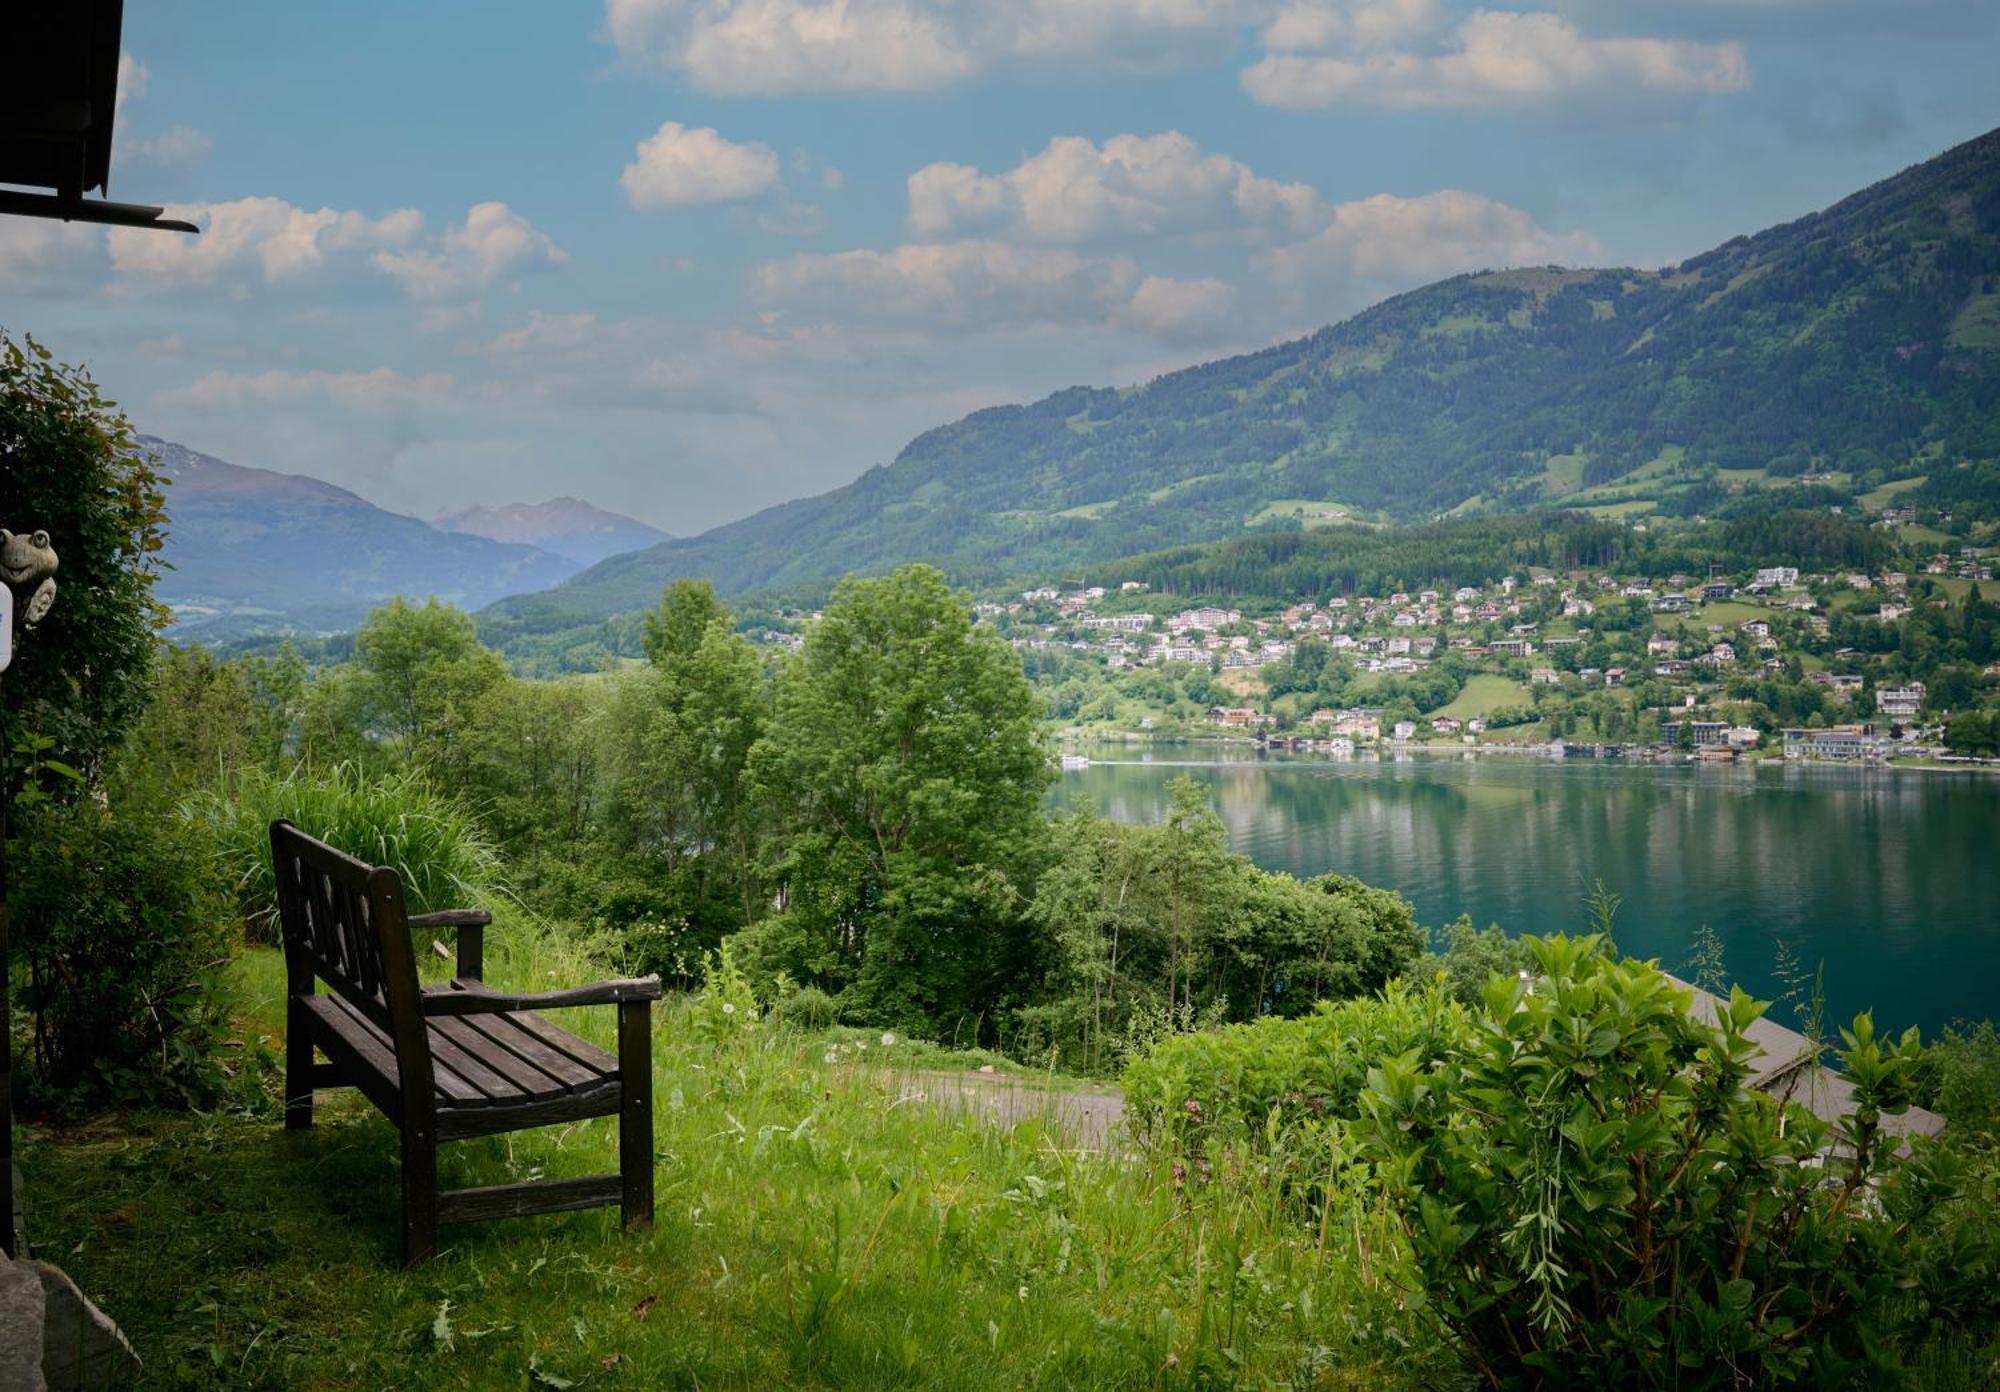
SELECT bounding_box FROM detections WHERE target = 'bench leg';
[285,996,314,1130]
[402,1127,439,1267]
[618,1000,654,1231]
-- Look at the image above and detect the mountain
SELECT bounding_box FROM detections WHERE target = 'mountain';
[481,127,2000,639]
[145,437,579,639]
[433,498,670,568]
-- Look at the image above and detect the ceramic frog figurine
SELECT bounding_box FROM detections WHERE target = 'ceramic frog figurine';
[0,528,58,626]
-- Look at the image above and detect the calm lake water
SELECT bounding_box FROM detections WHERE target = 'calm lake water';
[1051,749,2000,1036]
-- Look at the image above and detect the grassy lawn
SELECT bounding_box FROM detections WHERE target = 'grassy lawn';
[1243,498,1368,529]
[1433,674,1530,720]
[16,939,1433,1391]
[1860,475,1929,511]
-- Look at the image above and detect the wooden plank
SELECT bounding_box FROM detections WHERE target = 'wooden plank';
[436,1173,622,1225]
[435,1082,622,1140]
[308,994,483,1109]
[420,1020,531,1106]
[504,1009,618,1075]
[428,1015,573,1099]
[452,1012,604,1093]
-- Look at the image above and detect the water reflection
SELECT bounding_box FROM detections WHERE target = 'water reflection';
[1053,750,2000,1034]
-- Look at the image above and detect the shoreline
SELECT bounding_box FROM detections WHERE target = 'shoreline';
[1054,734,2000,777]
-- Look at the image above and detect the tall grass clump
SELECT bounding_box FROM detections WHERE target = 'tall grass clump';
[191,762,503,939]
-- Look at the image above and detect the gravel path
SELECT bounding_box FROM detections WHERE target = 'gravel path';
[885,1070,1129,1152]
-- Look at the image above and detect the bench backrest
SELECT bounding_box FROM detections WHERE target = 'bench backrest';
[271,821,434,1103]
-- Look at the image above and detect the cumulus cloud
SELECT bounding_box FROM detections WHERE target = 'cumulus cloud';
[371,202,569,300]
[755,241,1146,328]
[156,367,456,414]
[1119,274,1237,343]
[1241,9,1749,114]
[0,218,101,282]
[622,122,783,207]
[907,132,1320,243]
[1260,188,1600,283]
[113,52,214,174]
[605,0,974,95]
[107,198,424,285]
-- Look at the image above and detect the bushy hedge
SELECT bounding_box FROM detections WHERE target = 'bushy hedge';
[13,796,233,1106]
[1122,977,1471,1141]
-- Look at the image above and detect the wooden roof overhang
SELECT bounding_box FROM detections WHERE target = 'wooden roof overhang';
[0,0,197,234]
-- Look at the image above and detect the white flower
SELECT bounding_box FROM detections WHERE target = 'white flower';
[1017,1285,1029,1302]
[824,1051,838,1064]
[880,1032,897,1047]
[722,1002,736,1015]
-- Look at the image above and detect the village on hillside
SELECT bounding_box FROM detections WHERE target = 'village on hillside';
[967,546,2000,765]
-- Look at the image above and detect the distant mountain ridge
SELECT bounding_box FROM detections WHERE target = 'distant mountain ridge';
[144,437,578,639]
[434,497,670,568]
[480,125,2000,643]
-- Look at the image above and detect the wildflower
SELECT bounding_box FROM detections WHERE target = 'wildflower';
[722,1002,737,1015]
[1185,1098,1203,1119]
[1017,1285,1029,1302]
[824,1052,838,1064]
[880,1032,897,1047]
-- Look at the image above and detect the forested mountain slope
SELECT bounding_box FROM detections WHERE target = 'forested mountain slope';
[483,127,2000,639]
[146,437,576,638]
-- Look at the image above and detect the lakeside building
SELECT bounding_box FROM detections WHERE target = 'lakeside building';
[1662,721,1730,748]
[1877,683,1927,718]
[1783,726,1891,760]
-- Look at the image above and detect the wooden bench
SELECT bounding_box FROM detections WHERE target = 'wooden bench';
[271,820,662,1265]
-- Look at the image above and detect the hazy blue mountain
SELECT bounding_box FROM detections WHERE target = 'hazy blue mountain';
[144,437,578,639]
[476,125,1999,638]
[433,497,670,568]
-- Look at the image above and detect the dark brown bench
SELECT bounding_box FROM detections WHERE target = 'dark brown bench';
[271,819,662,1265]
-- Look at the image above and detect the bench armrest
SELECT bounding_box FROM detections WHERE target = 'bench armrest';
[411,909,491,979]
[408,909,492,929]
[421,976,663,1017]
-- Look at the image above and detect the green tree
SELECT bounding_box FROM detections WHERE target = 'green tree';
[744,565,1051,1035]
[351,597,507,772]
[0,333,169,800]
[600,613,767,941]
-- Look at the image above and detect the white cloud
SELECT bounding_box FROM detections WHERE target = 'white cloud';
[0,219,100,281]
[372,202,568,300]
[107,197,423,285]
[113,52,214,175]
[907,132,1320,242]
[157,367,456,414]
[1119,274,1236,342]
[622,122,783,208]
[605,0,974,95]
[1241,9,1749,113]
[1260,188,1600,283]
[755,240,1144,328]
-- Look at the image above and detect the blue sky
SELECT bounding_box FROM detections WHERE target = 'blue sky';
[2,0,1996,534]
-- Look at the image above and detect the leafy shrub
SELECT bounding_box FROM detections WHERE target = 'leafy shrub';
[0,333,169,801]
[192,762,500,939]
[1923,1020,2000,1136]
[776,984,840,1031]
[1122,977,1471,1142]
[1356,934,2000,1386]
[12,797,233,1107]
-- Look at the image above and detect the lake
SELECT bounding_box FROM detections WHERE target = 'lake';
[1051,749,2000,1036]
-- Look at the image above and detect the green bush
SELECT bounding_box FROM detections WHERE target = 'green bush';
[1356,934,2000,1386]
[192,762,501,939]
[1122,977,1471,1142]
[12,797,233,1107]
[776,984,840,1031]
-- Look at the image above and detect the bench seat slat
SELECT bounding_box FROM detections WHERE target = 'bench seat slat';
[302,992,613,1110]
[502,1006,619,1075]
[447,1012,605,1093]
